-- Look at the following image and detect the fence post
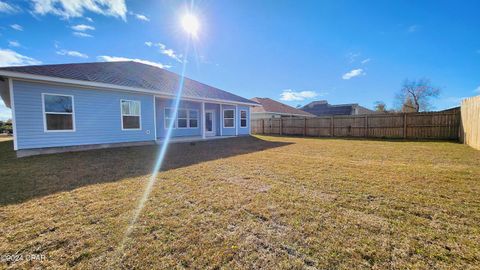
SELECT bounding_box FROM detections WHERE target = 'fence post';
[403,113,407,139]
[330,116,334,137]
[279,118,283,135]
[303,117,307,137]
[365,115,368,137]
[262,119,265,134]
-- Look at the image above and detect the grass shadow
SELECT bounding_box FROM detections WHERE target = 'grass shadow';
[0,136,292,206]
[260,134,461,144]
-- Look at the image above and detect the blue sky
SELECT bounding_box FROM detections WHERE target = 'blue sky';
[1,0,479,120]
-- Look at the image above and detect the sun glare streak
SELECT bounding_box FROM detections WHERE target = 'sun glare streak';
[115,38,192,264]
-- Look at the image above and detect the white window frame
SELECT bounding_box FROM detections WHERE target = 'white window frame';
[121,99,142,131]
[42,93,76,132]
[164,108,199,129]
[188,109,199,128]
[240,109,248,128]
[164,107,177,129]
[176,109,189,129]
[223,109,235,128]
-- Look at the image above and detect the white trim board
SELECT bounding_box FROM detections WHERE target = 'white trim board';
[223,108,235,129]
[120,99,142,131]
[42,93,76,133]
[8,78,18,150]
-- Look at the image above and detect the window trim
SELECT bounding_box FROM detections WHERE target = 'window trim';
[164,107,200,129]
[223,109,235,128]
[240,109,248,128]
[120,99,142,131]
[42,93,76,133]
[188,109,199,128]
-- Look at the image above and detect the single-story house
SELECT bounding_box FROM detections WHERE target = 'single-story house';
[250,97,315,119]
[0,61,259,157]
[301,100,374,116]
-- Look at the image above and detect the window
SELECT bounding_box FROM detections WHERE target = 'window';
[177,109,188,128]
[43,94,75,131]
[164,108,176,129]
[223,109,235,128]
[121,100,141,130]
[189,110,198,128]
[164,108,199,129]
[240,110,247,127]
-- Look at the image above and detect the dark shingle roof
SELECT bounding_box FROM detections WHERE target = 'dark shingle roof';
[251,97,315,117]
[301,100,373,116]
[0,61,256,105]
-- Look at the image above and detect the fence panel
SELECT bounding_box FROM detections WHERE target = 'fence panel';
[251,110,461,141]
[461,96,480,150]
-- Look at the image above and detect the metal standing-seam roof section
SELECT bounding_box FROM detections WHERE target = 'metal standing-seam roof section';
[0,61,258,105]
[250,97,316,117]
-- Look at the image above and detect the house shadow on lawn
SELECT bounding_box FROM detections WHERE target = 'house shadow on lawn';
[0,136,292,206]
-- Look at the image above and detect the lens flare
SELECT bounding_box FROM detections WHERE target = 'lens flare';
[115,39,192,262]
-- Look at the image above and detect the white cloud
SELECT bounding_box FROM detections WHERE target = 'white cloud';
[97,55,171,69]
[279,89,319,101]
[475,86,480,93]
[31,0,127,20]
[130,12,149,21]
[0,99,12,121]
[86,17,94,22]
[347,52,360,63]
[56,49,88,58]
[73,32,93,38]
[0,48,41,67]
[71,24,95,31]
[0,1,19,13]
[145,41,182,63]
[8,41,20,47]
[10,24,23,31]
[361,58,371,64]
[407,25,419,33]
[342,68,365,80]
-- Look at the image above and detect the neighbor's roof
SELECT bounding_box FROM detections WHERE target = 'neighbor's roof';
[301,100,372,116]
[250,97,316,117]
[0,61,257,105]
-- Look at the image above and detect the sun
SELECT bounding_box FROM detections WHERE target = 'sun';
[181,13,200,37]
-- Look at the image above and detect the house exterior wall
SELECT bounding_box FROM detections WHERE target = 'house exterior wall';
[11,80,252,150]
[220,105,250,136]
[12,80,155,150]
[155,98,202,138]
[155,99,250,138]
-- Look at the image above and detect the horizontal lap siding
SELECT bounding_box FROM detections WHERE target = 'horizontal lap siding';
[13,80,155,149]
[155,98,202,138]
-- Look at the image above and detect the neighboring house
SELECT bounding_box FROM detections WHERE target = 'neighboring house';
[301,100,374,116]
[250,97,315,119]
[0,61,258,156]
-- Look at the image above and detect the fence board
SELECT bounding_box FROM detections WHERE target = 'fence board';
[461,96,480,150]
[251,111,461,140]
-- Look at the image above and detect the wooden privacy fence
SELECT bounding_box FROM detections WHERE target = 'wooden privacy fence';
[251,111,461,140]
[460,96,480,150]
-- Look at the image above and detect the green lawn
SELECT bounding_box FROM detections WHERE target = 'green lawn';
[0,136,479,269]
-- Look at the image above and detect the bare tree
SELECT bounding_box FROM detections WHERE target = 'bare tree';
[373,101,387,112]
[396,78,440,112]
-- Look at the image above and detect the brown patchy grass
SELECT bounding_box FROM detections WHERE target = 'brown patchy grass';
[0,135,479,269]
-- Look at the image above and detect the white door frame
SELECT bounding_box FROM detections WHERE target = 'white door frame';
[205,110,216,137]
